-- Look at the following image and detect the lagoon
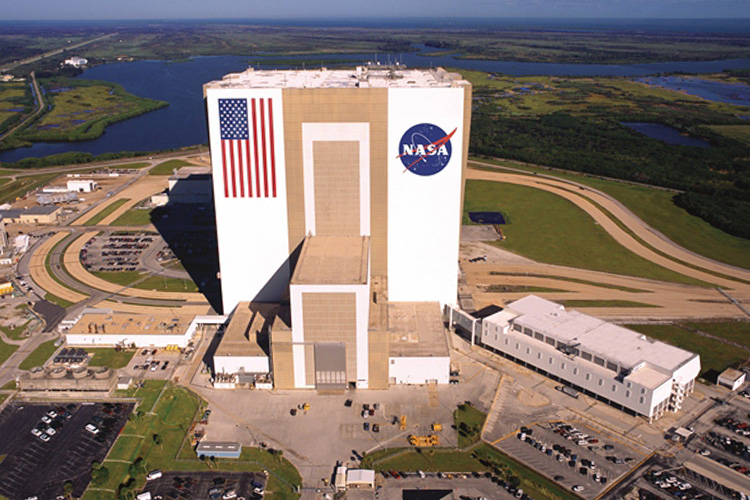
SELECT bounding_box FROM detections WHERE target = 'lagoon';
[621,122,711,147]
[2,53,750,162]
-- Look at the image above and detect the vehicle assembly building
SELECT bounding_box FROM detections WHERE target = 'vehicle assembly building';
[480,295,701,421]
[204,65,471,389]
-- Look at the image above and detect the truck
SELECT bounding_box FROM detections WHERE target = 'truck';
[556,385,579,399]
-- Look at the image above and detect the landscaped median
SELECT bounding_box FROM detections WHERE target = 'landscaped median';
[362,404,580,500]
[85,382,302,500]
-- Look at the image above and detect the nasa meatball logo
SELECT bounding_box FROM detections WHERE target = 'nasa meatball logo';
[397,123,456,176]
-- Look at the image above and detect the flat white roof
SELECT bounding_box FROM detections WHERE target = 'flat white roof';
[504,295,696,374]
[204,66,469,90]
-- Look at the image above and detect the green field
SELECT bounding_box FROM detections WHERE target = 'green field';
[111,207,153,226]
[454,403,487,447]
[43,292,75,309]
[92,270,199,292]
[82,198,130,226]
[148,159,194,175]
[0,82,32,134]
[682,321,750,350]
[87,383,301,500]
[470,159,750,271]
[464,179,707,286]
[1,380,17,390]
[134,275,198,293]
[708,125,750,144]
[16,78,168,143]
[0,337,19,366]
[106,162,150,169]
[87,348,136,369]
[0,172,64,204]
[626,323,750,379]
[18,339,58,370]
[363,443,579,500]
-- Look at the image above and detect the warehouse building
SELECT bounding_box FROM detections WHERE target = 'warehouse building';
[204,65,470,389]
[479,295,700,421]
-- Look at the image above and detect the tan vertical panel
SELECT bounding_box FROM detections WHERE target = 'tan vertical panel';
[283,89,307,255]
[313,141,360,236]
[270,341,295,389]
[302,292,357,382]
[368,329,389,389]
[282,88,388,275]
[304,343,316,386]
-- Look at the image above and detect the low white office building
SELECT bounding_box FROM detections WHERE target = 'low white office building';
[480,295,700,421]
[67,179,98,192]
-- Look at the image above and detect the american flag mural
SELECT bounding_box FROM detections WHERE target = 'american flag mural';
[218,97,277,198]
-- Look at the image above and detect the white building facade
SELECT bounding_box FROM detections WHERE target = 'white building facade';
[204,66,470,389]
[481,296,700,421]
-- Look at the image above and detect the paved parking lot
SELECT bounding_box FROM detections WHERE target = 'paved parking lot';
[142,471,267,500]
[123,347,184,379]
[497,421,639,499]
[0,401,133,500]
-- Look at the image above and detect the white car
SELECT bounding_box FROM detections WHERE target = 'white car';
[46,410,58,418]
[39,433,51,443]
[31,428,42,437]
[45,427,56,436]
[146,470,162,481]
[699,449,711,456]
[572,485,584,492]
[222,491,237,500]
[85,424,99,434]
[41,416,52,424]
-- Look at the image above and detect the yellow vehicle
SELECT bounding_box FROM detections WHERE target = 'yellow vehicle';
[408,434,440,447]
[432,423,442,432]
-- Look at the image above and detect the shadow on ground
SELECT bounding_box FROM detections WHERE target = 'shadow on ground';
[150,203,222,312]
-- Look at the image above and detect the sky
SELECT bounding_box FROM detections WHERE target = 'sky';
[1,0,749,21]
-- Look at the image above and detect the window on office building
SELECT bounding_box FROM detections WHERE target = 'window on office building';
[537,353,542,360]
[505,338,509,345]
[598,379,603,386]
[523,327,532,336]
[573,368,579,375]
[515,343,519,350]
[513,323,522,332]
[561,363,566,370]
[581,351,592,361]
[549,357,554,364]
[526,347,531,354]
[641,388,646,394]
[606,361,618,372]
[640,396,645,404]
[626,390,631,398]
[534,332,544,341]
[612,385,617,392]
[594,356,605,367]
[546,337,556,347]
[585,373,591,381]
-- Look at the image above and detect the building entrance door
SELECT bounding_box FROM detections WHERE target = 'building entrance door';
[314,342,346,390]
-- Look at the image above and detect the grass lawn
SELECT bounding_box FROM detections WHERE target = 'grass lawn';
[464,179,707,286]
[117,379,168,413]
[111,207,153,226]
[488,271,648,293]
[44,292,75,309]
[92,270,199,292]
[0,172,62,204]
[626,324,750,380]
[83,198,130,226]
[18,340,58,370]
[89,384,301,500]
[469,159,750,271]
[1,380,17,390]
[149,159,194,176]
[0,337,19,366]
[708,125,750,145]
[454,403,487,448]
[87,348,136,369]
[683,321,750,350]
[92,270,142,287]
[134,275,198,293]
[362,443,579,500]
[0,320,30,340]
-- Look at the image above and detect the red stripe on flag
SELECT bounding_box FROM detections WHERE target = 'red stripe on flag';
[244,139,253,197]
[221,140,229,198]
[268,99,277,198]
[260,98,269,198]
[230,140,238,198]
[237,140,245,198]
[251,99,261,198]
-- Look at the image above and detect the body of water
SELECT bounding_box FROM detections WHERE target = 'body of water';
[637,76,750,105]
[621,122,711,147]
[2,53,750,162]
